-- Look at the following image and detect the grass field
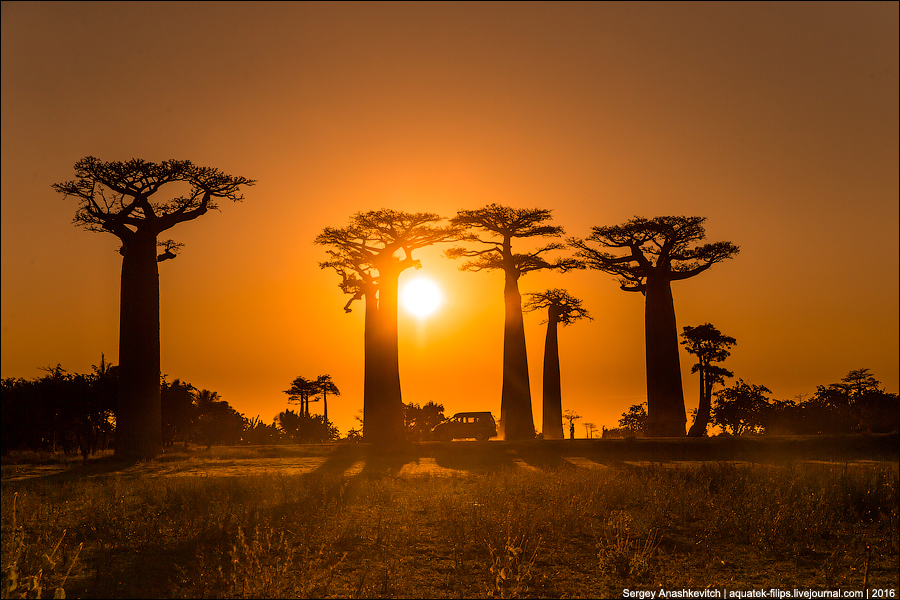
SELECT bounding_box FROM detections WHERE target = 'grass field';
[2,436,898,599]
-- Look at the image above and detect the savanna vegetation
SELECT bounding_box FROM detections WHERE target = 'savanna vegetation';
[2,441,897,599]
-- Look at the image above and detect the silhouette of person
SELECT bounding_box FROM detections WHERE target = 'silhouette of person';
[570,422,575,440]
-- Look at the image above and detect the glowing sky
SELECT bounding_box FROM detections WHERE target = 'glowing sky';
[2,2,897,437]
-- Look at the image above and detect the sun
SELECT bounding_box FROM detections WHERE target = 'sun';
[401,277,443,318]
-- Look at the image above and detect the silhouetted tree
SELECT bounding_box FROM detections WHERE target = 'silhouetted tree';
[244,416,284,444]
[315,374,341,424]
[284,376,320,416]
[161,377,197,449]
[447,204,579,440]
[618,403,647,436]
[711,379,772,435]
[840,368,881,398]
[523,289,592,439]
[570,216,739,437]
[195,389,244,448]
[402,401,446,441]
[53,157,254,458]
[680,323,736,437]
[277,409,303,442]
[316,210,462,443]
[276,409,338,443]
[563,409,581,440]
[1,361,115,457]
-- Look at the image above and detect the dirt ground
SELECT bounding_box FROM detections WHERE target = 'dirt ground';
[3,434,897,482]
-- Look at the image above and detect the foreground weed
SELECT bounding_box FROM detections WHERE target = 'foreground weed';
[486,512,541,599]
[1,493,82,599]
[596,510,659,581]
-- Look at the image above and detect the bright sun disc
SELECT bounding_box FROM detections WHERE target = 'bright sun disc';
[401,278,443,318]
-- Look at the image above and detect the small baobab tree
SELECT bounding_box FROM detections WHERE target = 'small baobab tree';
[447,204,579,441]
[563,409,581,439]
[316,209,462,443]
[53,157,254,458]
[524,289,592,439]
[284,375,319,416]
[315,374,340,424]
[680,323,736,437]
[570,216,738,437]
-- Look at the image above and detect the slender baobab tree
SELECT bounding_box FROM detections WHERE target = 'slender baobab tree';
[53,157,254,458]
[315,374,340,425]
[447,204,578,440]
[570,216,738,437]
[316,209,462,443]
[680,323,736,437]
[523,289,592,439]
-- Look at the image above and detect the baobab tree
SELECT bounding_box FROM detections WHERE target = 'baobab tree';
[570,216,738,437]
[316,209,462,443]
[284,375,320,416]
[447,204,579,441]
[563,409,581,440]
[53,157,254,458]
[680,323,736,437]
[315,374,340,424]
[523,289,592,439]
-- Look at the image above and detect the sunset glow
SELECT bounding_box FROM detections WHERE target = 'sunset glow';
[0,2,896,439]
[401,277,443,319]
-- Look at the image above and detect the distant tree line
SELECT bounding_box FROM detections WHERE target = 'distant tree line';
[1,358,116,459]
[604,368,898,438]
[1,362,355,455]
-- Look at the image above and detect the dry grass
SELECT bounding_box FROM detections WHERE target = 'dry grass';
[2,439,898,598]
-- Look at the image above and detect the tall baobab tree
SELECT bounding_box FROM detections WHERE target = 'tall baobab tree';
[523,289,592,440]
[570,216,738,437]
[53,157,254,458]
[680,323,736,437]
[447,204,579,441]
[316,209,462,443]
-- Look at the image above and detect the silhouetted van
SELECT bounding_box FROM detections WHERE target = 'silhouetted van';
[432,412,497,441]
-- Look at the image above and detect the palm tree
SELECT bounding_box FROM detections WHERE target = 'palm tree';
[524,289,592,439]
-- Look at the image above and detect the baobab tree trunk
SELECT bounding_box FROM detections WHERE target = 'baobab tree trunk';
[541,308,564,439]
[500,271,535,440]
[377,270,404,442]
[116,231,163,458]
[362,291,382,442]
[688,365,711,437]
[643,275,686,437]
[362,273,404,444]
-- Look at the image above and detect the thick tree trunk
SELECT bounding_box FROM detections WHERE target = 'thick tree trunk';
[541,310,564,439]
[500,271,535,440]
[644,275,686,437]
[116,232,163,458]
[377,271,404,441]
[362,272,404,444]
[688,363,711,437]
[362,291,382,442]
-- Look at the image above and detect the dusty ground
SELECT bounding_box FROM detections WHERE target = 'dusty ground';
[3,435,897,482]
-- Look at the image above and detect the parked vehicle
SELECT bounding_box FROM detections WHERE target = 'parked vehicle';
[431,412,497,441]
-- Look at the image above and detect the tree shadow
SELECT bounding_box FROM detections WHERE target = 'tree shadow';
[430,441,516,473]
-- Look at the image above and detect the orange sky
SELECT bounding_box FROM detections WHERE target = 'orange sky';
[2,2,898,437]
